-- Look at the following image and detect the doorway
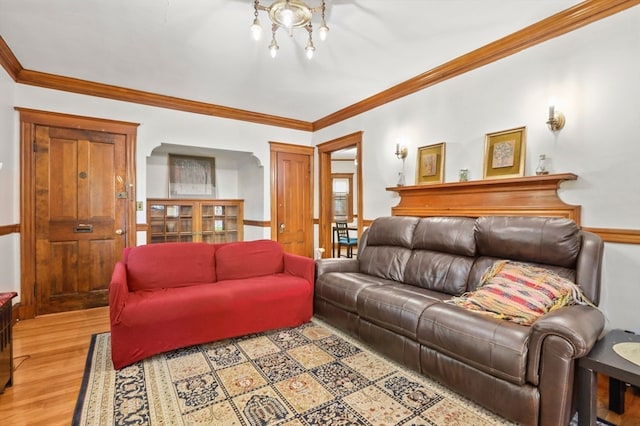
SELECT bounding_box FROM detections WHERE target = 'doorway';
[317,131,363,258]
[19,109,138,318]
[270,142,314,257]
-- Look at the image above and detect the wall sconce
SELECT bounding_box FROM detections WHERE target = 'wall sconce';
[547,105,566,131]
[395,143,408,160]
[395,143,408,186]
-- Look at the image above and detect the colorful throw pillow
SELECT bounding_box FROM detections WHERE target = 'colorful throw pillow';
[446,260,595,325]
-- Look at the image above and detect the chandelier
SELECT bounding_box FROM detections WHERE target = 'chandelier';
[251,0,329,59]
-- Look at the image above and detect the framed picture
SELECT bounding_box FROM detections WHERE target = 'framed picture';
[169,154,215,198]
[416,142,445,184]
[483,127,526,179]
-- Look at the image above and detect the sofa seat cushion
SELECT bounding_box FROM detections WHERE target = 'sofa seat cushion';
[123,274,311,326]
[216,239,284,281]
[315,272,393,313]
[357,284,446,340]
[417,303,530,385]
[126,242,216,291]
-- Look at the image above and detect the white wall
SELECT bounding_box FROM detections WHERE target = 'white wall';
[313,8,640,333]
[2,8,639,331]
[0,68,20,296]
[0,83,311,295]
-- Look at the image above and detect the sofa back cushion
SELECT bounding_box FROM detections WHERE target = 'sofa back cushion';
[403,217,477,295]
[412,217,477,256]
[215,239,284,281]
[474,216,581,268]
[358,217,420,281]
[126,242,217,291]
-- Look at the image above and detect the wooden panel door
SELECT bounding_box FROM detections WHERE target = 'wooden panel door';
[34,125,127,315]
[271,143,314,257]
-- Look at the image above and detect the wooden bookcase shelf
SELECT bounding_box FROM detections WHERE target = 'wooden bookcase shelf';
[386,173,581,224]
[147,198,244,244]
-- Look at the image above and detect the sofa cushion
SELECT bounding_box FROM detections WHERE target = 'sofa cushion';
[126,242,216,292]
[475,216,581,268]
[315,272,393,313]
[412,217,477,256]
[417,302,531,385]
[357,217,420,281]
[356,284,445,339]
[446,260,595,325]
[404,251,474,296]
[215,239,284,281]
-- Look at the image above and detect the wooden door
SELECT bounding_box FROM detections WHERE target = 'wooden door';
[270,143,314,257]
[33,125,128,315]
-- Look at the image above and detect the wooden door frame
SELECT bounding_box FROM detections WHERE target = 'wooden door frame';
[317,131,363,258]
[269,142,314,256]
[17,108,138,319]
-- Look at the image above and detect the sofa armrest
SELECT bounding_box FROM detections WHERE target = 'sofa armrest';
[283,253,315,285]
[315,258,359,277]
[527,305,605,382]
[109,261,129,325]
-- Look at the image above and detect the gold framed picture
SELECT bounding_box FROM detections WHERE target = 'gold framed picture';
[416,142,445,184]
[483,127,526,179]
[169,154,216,198]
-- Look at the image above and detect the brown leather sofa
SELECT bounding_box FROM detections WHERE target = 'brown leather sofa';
[315,216,604,426]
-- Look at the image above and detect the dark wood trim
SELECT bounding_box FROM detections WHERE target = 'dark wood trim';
[269,142,315,256]
[2,3,637,131]
[0,224,19,236]
[0,36,22,81]
[16,69,313,132]
[18,109,138,319]
[317,132,363,258]
[386,173,581,224]
[582,227,640,245]
[136,223,148,233]
[312,0,640,130]
[244,219,270,227]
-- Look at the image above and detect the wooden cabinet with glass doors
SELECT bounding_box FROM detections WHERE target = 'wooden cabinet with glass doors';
[147,199,243,244]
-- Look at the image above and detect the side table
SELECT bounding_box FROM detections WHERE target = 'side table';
[0,291,17,393]
[578,329,640,425]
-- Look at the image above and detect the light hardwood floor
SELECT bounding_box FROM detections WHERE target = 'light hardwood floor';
[0,307,638,425]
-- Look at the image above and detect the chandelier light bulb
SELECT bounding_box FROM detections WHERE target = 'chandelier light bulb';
[319,21,329,41]
[279,7,294,29]
[269,38,279,58]
[251,18,262,41]
[253,0,328,57]
[305,40,315,59]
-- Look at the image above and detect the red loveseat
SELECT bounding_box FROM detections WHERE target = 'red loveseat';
[108,239,314,369]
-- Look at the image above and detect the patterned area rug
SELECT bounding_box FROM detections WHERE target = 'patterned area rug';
[74,320,530,425]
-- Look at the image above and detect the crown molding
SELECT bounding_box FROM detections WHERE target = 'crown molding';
[312,0,640,130]
[0,37,312,132]
[0,36,22,80]
[1,0,639,132]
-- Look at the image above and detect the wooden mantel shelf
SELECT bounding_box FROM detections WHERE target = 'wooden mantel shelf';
[386,173,581,224]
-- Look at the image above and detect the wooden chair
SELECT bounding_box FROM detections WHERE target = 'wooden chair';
[335,221,357,258]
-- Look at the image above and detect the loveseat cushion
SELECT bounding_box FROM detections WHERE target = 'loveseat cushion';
[417,302,530,385]
[126,242,216,292]
[215,239,284,281]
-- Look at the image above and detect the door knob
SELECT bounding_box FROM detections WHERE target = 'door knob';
[115,228,125,235]
[279,223,285,233]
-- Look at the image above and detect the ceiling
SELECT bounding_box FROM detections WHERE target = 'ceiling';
[0,0,581,123]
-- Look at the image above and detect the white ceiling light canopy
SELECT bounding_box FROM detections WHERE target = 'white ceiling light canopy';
[251,0,329,59]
